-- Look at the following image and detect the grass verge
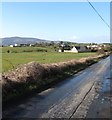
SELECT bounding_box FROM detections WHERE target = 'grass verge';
[2,54,109,108]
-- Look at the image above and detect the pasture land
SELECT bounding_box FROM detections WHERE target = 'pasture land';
[1,47,96,72]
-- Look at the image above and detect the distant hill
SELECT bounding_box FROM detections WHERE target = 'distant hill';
[1,37,52,46]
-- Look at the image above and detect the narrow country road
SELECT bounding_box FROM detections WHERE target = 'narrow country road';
[3,56,111,119]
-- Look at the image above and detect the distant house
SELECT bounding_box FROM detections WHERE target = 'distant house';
[14,43,18,47]
[29,44,35,47]
[75,46,90,52]
[59,46,90,53]
[9,45,14,47]
[85,45,106,51]
[64,47,78,53]
[9,43,20,47]
[89,45,98,51]
[19,44,28,47]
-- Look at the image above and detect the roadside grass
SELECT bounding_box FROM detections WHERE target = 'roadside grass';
[2,52,96,72]
[3,54,108,106]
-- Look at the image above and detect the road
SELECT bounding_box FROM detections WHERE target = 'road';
[86,55,111,118]
[3,56,111,119]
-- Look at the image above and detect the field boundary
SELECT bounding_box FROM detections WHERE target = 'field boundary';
[2,53,110,106]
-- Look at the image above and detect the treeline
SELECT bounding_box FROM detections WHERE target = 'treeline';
[2,47,48,53]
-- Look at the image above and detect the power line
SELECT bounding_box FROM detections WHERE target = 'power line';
[87,0,111,30]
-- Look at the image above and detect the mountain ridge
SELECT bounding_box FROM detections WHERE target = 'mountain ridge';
[1,36,53,46]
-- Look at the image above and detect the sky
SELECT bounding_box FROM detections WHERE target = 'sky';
[1,2,110,43]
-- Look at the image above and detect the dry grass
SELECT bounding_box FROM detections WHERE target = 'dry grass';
[2,54,109,103]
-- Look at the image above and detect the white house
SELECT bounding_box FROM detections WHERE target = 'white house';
[75,46,90,52]
[59,46,90,53]
[9,43,20,47]
[64,47,78,53]
[9,45,14,47]
[29,44,35,47]
[14,43,18,47]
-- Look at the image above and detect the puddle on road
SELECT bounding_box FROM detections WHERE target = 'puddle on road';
[102,79,110,92]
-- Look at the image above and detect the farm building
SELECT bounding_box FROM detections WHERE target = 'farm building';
[19,44,28,47]
[59,46,90,53]
[9,45,14,47]
[75,46,90,52]
[64,47,78,53]
[9,44,20,47]
[29,44,35,47]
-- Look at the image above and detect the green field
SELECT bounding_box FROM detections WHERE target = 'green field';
[2,46,56,53]
[1,47,96,73]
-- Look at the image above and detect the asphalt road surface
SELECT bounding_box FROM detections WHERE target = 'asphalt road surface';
[3,56,110,119]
